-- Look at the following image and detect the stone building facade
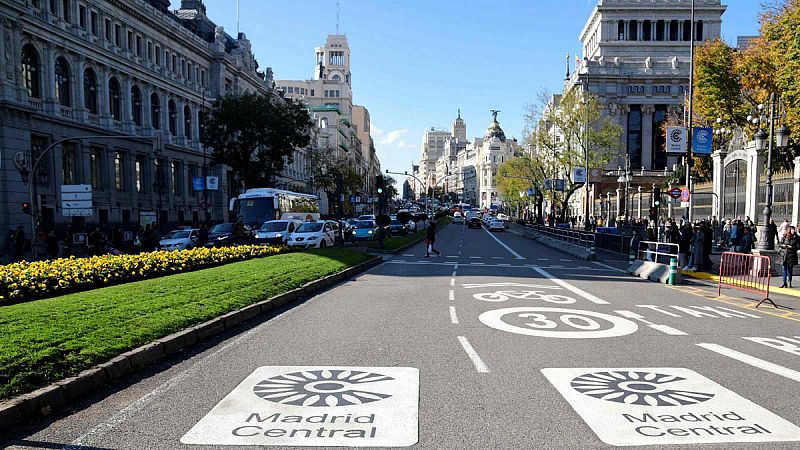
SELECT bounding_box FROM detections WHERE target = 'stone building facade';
[0,0,275,240]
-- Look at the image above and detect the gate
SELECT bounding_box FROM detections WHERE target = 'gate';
[723,159,747,219]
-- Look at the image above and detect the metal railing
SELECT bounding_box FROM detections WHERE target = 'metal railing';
[636,241,679,265]
[531,225,596,249]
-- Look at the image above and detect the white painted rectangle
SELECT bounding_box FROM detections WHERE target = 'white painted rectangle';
[60,184,91,193]
[61,192,92,201]
[62,200,93,209]
[542,367,800,446]
[62,208,94,217]
[181,366,418,447]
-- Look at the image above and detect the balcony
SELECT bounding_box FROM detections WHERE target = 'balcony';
[28,97,43,110]
[58,105,73,119]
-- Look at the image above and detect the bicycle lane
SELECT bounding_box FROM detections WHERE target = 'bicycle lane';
[449,227,800,448]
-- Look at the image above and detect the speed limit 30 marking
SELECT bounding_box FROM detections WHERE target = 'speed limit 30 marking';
[478,307,638,339]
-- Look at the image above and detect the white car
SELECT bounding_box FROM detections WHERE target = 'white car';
[488,219,506,231]
[358,214,376,222]
[159,229,200,251]
[287,221,339,249]
[452,212,464,224]
[256,220,302,246]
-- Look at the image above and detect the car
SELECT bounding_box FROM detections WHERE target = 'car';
[467,216,482,229]
[488,218,506,231]
[204,223,255,247]
[389,219,409,235]
[287,221,339,249]
[357,214,376,222]
[352,220,379,241]
[452,212,464,224]
[496,213,511,229]
[159,229,199,251]
[255,220,301,245]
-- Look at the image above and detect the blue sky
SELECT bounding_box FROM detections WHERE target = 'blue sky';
[202,0,762,185]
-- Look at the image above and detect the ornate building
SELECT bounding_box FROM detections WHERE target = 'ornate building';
[0,0,275,241]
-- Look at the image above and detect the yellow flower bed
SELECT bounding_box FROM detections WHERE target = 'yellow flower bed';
[0,245,286,304]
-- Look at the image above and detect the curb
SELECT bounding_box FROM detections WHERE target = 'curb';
[0,255,383,433]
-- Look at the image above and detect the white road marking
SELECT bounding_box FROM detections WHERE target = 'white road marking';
[450,278,455,286]
[449,306,460,324]
[614,310,647,320]
[537,258,550,261]
[498,263,511,266]
[492,256,504,260]
[447,255,458,258]
[457,336,490,373]
[531,267,610,305]
[560,259,572,262]
[698,343,800,382]
[482,226,525,260]
[469,256,481,259]
[448,289,454,301]
[636,304,682,317]
[648,324,689,335]
[591,261,628,274]
[402,254,415,257]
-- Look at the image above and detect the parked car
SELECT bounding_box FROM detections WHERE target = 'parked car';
[452,212,464,224]
[255,220,301,246]
[159,229,199,251]
[389,219,409,235]
[204,223,255,248]
[352,220,379,241]
[287,221,339,249]
[488,218,506,231]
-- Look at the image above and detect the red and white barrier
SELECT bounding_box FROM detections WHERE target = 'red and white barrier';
[717,252,776,308]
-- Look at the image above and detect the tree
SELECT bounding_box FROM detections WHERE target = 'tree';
[383,175,399,199]
[693,39,748,126]
[518,88,623,222]
[310,148,363,217]
[202,92,313,190]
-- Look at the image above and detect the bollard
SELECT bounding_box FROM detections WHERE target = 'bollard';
[669,257,678,285]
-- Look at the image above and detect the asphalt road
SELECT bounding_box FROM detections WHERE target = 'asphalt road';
[5,223,800,449]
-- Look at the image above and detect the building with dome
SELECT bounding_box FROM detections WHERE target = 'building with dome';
[473,112,519,209]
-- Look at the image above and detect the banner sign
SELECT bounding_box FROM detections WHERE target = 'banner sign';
[205,176,219,191]
[693,127,713,155]
[572,168,587,184]
[192,177,205,191]
[667,126,687,154]
[554,179,566,192]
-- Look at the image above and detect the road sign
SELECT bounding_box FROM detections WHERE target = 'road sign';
[62,200,92,209]
[572,168,587,184]
[206,176,219,190]
[543,179,553,190]
[543,367,800,446]
[61,192,92,201]
[668,187,682,199]
[60,184,91,193]
[63,208,94,217]
[680,187,690,202]
[181,366,419,447]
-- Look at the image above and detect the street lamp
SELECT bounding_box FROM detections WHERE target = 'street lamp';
[754,93,791,251]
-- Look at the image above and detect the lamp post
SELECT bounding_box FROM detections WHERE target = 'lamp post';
[617,155,633,220]
[754,93,791,251]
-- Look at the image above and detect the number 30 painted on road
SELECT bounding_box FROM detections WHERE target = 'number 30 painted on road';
[478,307,638,339]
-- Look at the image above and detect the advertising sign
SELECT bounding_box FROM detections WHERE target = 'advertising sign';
[572,168,587,184]
[192,177,205,191]
[693,127,713,155]
[667,127,687,154]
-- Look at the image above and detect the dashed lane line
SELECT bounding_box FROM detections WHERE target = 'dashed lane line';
[449,289,454,301]
[449,306,460,325]
[697,343,800,383]
[457,336,490,373]
[591,261,628,274]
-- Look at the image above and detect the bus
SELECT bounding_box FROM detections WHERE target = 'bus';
[230,188,320,227]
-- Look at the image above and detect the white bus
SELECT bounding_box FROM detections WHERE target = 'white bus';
[230,188,320,227]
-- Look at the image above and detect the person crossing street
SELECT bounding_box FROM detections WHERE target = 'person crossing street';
[424,218,441,258]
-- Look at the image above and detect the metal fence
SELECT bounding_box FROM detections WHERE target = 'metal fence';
[531,225,596,249]
[755,170,794,224]
[636,241,679,265]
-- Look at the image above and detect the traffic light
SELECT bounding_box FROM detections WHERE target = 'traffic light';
[375,175,384,195]
[652,187,662,207]
[22,202,31,215]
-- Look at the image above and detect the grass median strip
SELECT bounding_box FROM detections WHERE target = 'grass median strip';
[0,249,372,401]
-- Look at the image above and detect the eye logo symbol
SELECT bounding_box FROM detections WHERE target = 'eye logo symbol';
[571,371,715,406]
[253,369,394,407]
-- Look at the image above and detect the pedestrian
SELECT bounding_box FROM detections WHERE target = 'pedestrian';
[678,224,692,268]
[779,226,798,288]
[142,224,156,252]
[424,218,441,258]
[778,219,790,245]
[33,229,47,261]
[13,225,26,262]
[45,230,58,260]
[702,221,713,270]
[737,227,755,254]
[683,223,705,271]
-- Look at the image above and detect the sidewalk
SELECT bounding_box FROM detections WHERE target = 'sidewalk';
[681,248,800,301]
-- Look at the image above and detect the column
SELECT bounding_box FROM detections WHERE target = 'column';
[97,67,110,125]
[637,186,643,218]
[711,149,726,219]
[74,56,86,120]
[745,143,763,221]
[44,43,57,113]
[122,76,134,132]
[129,151,139,210]
[667,182,674,220]
[641,104,654,169]
[143,86,152,131]
[161,91,170,141]
[616,187,622,219]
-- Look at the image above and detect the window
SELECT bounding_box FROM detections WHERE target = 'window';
[104,18,111,40]
[62,143,76,185]
[150,93,160,129]
[696,20,704,41]
[669,20,679,41]
[21,44,40,99]
[127,30,133,51]
[155,46,161,65]
[629,20,638,41]
[90,11,98,36]
[329,51,344,66]
[147,42,153,61]
[643,20,651,41]
[627,105,642,168]
[62,0,70,22]
[135,157,144,192]
[655,20,665,41]
[310,89,314,96]
[618,21,625,40]
[184,105,192,138]
[32,136,49,185]
[49,0,57,16]
[171,161,181,195]
[54,57,71,106]
[135,35,142,57]
[168,99,177,135]
[115,24,121,46]
[108,77,121,120]
[90,147,102,189]
[83,68,97,114]
[131,86,142,126]
[114,151,124,191]
[683,20,691,41]
[331,74,341,81]
[78,5,86,28]
[198,109,206,141]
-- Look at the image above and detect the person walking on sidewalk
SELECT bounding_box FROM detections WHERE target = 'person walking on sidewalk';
[779,226,798,288]
[424,218,441,258]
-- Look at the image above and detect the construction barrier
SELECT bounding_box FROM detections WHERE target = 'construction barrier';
[717,252,776,308]
[628,241,681,284]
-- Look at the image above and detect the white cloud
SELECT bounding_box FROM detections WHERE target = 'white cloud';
[379,129,409,146]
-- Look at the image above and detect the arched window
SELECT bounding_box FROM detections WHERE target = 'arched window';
[168,99,177,135]
[150,93,160,129]
[108,77,121,120]
[331,74,341,81]
[184,105,192,138]
[54,56,71,106]
[320,117,328,129]
[83,68,97,114]
[131,86,142,126]
[21,44,41,99]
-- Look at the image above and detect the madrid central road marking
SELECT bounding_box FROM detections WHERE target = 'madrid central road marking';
[543,367,800,446]
[614,310,688,336]
[182,367,419,447]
